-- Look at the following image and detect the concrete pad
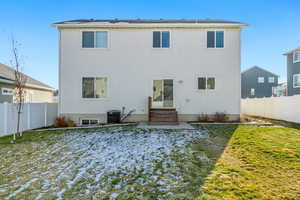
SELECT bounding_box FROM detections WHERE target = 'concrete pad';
[137,122,196,130]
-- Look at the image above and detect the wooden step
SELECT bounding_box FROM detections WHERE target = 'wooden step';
[151,108,176,111]
[149,108,178,124]
[150,111,177,118]
[150,117,177,122]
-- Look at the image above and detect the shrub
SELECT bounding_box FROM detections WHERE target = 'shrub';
[54,116,76,128]
[213,112,228,122]
[198,113,210,122]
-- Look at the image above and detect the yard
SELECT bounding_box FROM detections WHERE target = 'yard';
[0,122,300,200]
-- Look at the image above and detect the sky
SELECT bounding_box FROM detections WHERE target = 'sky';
[0,0,300,89]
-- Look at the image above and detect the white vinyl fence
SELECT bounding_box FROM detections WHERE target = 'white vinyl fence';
[0,103,58,137]
[241,95,300,123]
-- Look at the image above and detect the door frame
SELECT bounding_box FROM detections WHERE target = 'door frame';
[151,79,175,108]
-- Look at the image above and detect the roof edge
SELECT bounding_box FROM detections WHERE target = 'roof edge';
[52,23,248,28]
[241,66,279,77]
[283,46,300,55]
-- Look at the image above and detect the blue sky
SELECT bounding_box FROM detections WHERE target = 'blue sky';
[0,0,300,89]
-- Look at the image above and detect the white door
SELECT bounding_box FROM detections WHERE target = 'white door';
[152,79,174,108]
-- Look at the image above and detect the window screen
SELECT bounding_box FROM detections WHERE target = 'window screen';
[207,77,215,89]
[95,31,108,48]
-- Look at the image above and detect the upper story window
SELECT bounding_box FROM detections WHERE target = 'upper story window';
[293,74,300,88]
[207,31,224,48]
[258,77,264,83]
[82,31,108,48]
[1,88,13,95]
[82,77,107,98]
[293,50,300,63]
[198,77,215,90]
[268,77,275,83]
[153,31,170,48]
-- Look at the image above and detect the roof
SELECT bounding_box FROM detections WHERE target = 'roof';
[241,66,279,77]
[0,63,55,91]
[52,18,248,28]
[283,46,300,55]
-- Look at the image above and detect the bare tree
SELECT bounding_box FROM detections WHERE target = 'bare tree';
[10,38,27,141]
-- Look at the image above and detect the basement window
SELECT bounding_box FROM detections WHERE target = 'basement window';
[81,119,99,126]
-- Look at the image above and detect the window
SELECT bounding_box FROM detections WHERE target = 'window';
[153,31,170,48]
[81,119,99,125]
[293,74,300,88]
[82,31,108,48]
[268,77,275,83]
[198,77,215,90]
[1,88,13,95]
[293,50,300,63]
[258,77,264,83]
[207,31,224,48]
[82,77,107,98]
[251,88,255,96]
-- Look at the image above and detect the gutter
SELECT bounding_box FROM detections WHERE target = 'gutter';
[0,78,55,92]
[52,23,249,29]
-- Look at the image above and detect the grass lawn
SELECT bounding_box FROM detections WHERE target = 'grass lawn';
[195,124,300,200]
[0,122,300,199]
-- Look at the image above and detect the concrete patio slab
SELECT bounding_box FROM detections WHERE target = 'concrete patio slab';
[137,122,196,130]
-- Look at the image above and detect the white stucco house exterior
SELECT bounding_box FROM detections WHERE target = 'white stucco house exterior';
[52,19,247,125]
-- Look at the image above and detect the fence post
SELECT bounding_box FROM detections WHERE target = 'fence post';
[44,103,47,127]
[3,102,8,134]
[27,103,31,129]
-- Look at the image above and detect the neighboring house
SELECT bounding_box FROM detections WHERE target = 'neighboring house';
[52,18,247,124]
[273,82,288,97]
[241,66,279,98]
[0,63,55,103]
[283,47,300,96]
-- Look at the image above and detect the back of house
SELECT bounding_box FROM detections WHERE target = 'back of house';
[283,47,300,96]
[52,19,247,124]
[241,66,278,98]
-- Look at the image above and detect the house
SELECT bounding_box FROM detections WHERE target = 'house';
[52,19,248,124]
[0,63,55,103]
[283,47,300,96]
[273,82,288,97]
[241,66,279,98]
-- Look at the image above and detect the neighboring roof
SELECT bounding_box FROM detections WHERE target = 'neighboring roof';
[283,46,300,55]
[52,18,248,28]
[0,63,55,91]
[241,66,279,77]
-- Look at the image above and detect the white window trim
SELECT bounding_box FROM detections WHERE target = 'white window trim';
[197,76,216,90]
[152,30,172,49]
[258,77,265,83]
[206,30,225,49]
[81,30,110,49]
[250,88,255,96]
[268,77,275,83]
[293,50,300,63]
[1,88,13,95]
[80,118,99,126]
[293,74,300,88]
[81,77,108,100]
